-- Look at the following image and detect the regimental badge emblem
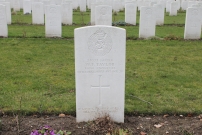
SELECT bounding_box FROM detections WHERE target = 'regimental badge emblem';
[88,29,112,56]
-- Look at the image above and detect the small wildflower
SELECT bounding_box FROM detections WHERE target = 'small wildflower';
[30,125,71,135]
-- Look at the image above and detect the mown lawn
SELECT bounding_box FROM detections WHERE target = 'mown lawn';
[0,9,202,115]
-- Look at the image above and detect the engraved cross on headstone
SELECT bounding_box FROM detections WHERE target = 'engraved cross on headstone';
[91,75,110,106]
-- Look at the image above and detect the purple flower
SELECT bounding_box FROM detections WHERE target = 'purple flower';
[30,125,61,135]
[50,130,56,135]
[30,130,40,135]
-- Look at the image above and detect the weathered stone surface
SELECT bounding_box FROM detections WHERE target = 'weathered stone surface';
[75,26,126,123]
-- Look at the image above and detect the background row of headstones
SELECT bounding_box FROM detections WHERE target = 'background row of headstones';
[2,0,202,11]
[0,0,202,39]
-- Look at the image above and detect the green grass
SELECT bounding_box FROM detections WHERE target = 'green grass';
[0,10,202,115]
[8,25,187,39]
[0,38,76,114]
[125,40,202,114]
[0,39,202,115]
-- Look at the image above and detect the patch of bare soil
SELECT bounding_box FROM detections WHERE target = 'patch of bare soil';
[1,114,202,135]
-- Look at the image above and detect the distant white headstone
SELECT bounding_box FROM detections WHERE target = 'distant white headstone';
[95,5,112,26]
[137,0,142,11]
[117,0,123,7]
[140,1,151,10]
[23,0,31,14]
[0,2,11,24]
[113,0,122,12]
[32,0,42,2]
[197,1,202,7]
[79,0,86,12]
[54,0,62,5]
[158,0,166,8]
[8,0,14,8]
[188,1,196,8]
[32,2,44,24]
[45,4,61,37]
[62,1,72,25]
[150,1,157,6]
[75,26,126,123]
[49,0,55,5]
[192,4,202,26]
[176,0,180,10]
[184,7,201,39]
[0,4,8,37]
[87,0,91,9]
[91,2,96,25]
[166,0,174,13]
[43,0,50,12]
[139,6,156,38]
[170,1,178,16]
[125,3,137,25]
[96,0,112,6]
[20,0,23,9]
[72,0,78,9]
[13,0,20,11]
[154,4,164,25]
[181,0,188,10]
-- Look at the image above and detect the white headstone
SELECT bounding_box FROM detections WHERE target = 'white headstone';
[79,0,86,12]
[87,0,91,9]
[91,2,96,25]
[197,1,202,6]
[32,2,44,24]
[13,0,20,11]
[184,7,201,39]
[170,1,178,16]
[158,0,166,8]
[151,0,157,3]
[150,1,157,6]
[0,2,11,24]
[197,1,202,5]
[43,0,50,12]
[192,4,202,26]
[125,2,137,25]
[23,0,31,14]
[154,4,164,25]
[96,0,112,6]
[166,0,174,13]
[181,0,188,10]
[75,26,126,123]
[118,0,124,11]
[72,0,78,9]
[188,1,196,8]
[49,0,55,4]
[113,0,122,12]
[45,4,61,37]
[54,0,62,5]
[95,5,112,26]
[139,6,156,38]
[141,1,151,9]
[176,0,180,10]
[137,0,144,11]
[8,0,14,8]
[0,4,8,37]
[62,1,72,25]
[32,0,42,2]
[20,0,23,8]
[165,0,170,13]
[91,0,113,25]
